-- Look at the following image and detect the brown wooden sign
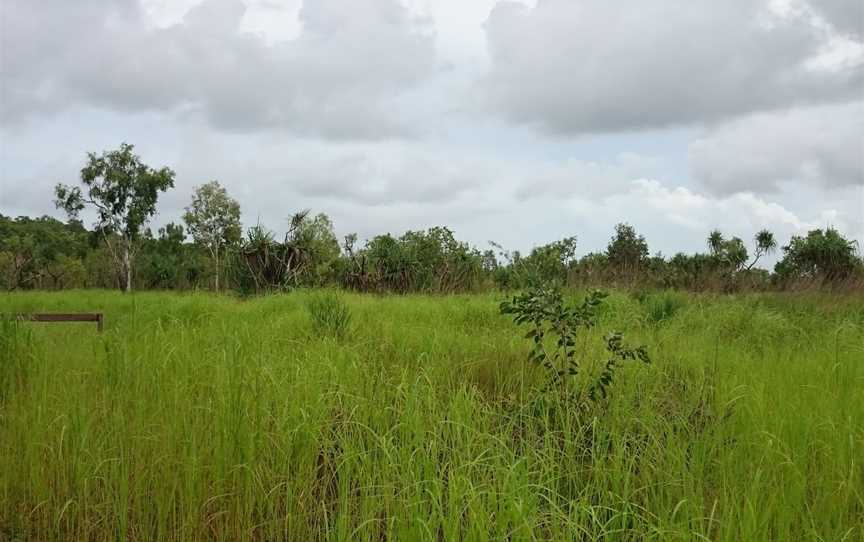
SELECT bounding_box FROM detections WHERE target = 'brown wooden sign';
[15,313,104,332]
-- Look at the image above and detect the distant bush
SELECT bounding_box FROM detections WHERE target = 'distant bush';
[341,227,484,293]
[775,228,862,285]
[306,291,352,340]
[489,236,578,289]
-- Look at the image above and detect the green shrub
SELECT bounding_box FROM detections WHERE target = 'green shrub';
[500,286,649,404]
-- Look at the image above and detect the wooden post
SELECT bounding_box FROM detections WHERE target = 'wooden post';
[14,313,104,332]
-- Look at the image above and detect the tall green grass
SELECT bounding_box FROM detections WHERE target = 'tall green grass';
[0,289,861,540]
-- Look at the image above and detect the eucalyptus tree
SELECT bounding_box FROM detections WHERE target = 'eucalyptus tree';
[183,181,242,291]
[54,143,175,292]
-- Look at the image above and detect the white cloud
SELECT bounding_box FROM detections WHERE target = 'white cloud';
[1,0,436,139]
[482,0,862,134]
[689,101,864,194]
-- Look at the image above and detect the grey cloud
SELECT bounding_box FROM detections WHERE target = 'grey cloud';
[807,0,863,39]
[482,0,863,134]
[1,0,435,139]
[689,101,864,194]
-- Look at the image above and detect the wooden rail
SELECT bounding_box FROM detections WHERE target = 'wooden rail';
[15,313,104,332]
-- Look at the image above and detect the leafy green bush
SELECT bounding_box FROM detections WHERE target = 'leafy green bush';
[306,291,352,339]
[500,286,649,404]
[343,227,484,293]
[775,227,862,283]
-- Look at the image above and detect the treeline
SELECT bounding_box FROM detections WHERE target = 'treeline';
[2,144,862,294]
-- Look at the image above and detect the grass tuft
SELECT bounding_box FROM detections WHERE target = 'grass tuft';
[306,290,352,340]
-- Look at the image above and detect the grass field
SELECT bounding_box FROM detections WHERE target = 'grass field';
[1,289,862,541]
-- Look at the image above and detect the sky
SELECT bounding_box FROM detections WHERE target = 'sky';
[1,0,863,265]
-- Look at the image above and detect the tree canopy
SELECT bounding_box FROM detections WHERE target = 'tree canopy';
[55,143,175,292]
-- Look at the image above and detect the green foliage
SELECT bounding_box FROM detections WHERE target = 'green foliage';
[306,291,352,339]
[491,236,577,289]
[231,211,338,295]
[707,230,748,273]
[232,224,291,295]
[746,229,777,270]
[55,143,175,242]
[500,286,649,402]
[0,215,88,290]
[775,227,861,282]
[139,223,206,289]
[639,290,686,324]
[8,175,864,294]
[289,213,341,286]
[183,181,242,290]
[606,223,649,278]
[83,247,117,288]
[348,226,484,293]
[674,228,779,291]
[54,143,175,292]
[570,251,609,285]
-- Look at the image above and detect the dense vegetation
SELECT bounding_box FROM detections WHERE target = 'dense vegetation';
[0,290,861,540]
[2,144,861,295]
[3,210,861,294]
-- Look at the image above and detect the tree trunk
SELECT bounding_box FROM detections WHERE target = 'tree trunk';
[123,242,132,293]
[214,249,220,292]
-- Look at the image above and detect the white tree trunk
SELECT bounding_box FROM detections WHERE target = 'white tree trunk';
[123,242,132,293]
[214,248,220,292]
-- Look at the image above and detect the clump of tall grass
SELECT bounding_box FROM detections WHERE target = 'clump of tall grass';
[639,290,686,324]
[306,291,352,339]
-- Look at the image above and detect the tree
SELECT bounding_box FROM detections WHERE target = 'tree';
[0,215,88,290]
[606,223,649,278]
[288,212,341,286]
[775,228,860,282]
[521,236,578,286]
[55,143,175,293]
[707,230,724,256]
[745,229,777,271]
[139,223,200,289]
[356,227,484,292]
[706,230,748,273]
[721,237,748,271]
[183,181,241,291]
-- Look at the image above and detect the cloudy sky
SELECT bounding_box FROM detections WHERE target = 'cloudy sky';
[2,0,863,263]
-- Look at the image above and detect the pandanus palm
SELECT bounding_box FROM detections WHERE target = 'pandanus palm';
[746,229,777,270]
